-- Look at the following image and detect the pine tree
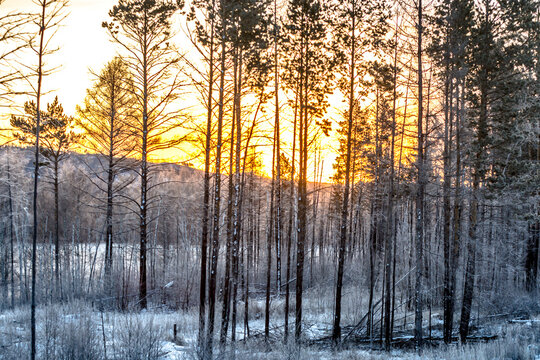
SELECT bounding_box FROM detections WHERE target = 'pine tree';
[103,0,183,310]
[281,0,340,342]
[76,57,136,293]
[11,96,80,298]
[429,0,473,343]
[331,0,388,344]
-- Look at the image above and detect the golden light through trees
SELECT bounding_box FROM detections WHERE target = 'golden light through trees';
[0,0,538,357]
[1,0,420,182]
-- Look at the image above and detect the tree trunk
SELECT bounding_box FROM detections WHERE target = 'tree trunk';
[265,116,276,343]
[415,0,425,351]
[206,16,227,357]
[54,158,60,297]
[105,134,114,291]
[220,47,238,348]
[525,221,539,292]
[332,0,355,342]
[442,47,453,344]
[284,91,298,343]
[198,3,215,356]
[7,148,15,307]
[139,13,150,309]
[383,16,400,350]
[31,2,47,357]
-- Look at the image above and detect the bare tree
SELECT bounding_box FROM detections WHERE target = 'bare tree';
[76,57,136,293]
[20,1,69,357]
[414,0,425,351]
[0,0,32,107]
[103,0,183,309]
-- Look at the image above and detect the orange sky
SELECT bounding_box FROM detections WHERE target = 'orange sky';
[0,1,426,183]
[2,0,340,182]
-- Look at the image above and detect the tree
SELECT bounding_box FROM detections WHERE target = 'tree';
[414,0,425,351]
[429,0,473,343]
[0,0,32,108]
[186,0,217,356]
[76,57,136,292]
[17,2,68,356]
[331,0,388,344]
[282,0,339,342]
[204,0,227,354]
[487,0,539,295]
[11,97,80,297]
[103,0,183,310]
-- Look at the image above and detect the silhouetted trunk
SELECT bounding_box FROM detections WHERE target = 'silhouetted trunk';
[7,149,15,307]
[296,62,308,343]
[54,158,60,296]
[138,10,151,310]
[442,45,453,344]
[384,19,399,350]
[220,49,238,347]
[332,0,355,342]
[231,50,244,350]
[525,222,539,292]
[460,182,478,342]
[460,7,489,335]
[274,0,282,297]
[206,15,227,357]
[284,92,298,343]
[415,0,425,351]
[265,119,276,343]
[198,3,215,357]
[103,90,116,292]
[31,2,47,357]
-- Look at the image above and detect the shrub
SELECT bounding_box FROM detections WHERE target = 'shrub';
[113,313,165,360]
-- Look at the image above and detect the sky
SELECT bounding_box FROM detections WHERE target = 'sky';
[2,0,338,182]
[3,0,116,113]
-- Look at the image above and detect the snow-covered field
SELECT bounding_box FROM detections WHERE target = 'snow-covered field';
[0,299,539,360]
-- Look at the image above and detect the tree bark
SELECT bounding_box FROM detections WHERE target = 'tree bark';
[31,2,47,357]
[415,0,425,351]
[198,2,215,356]
[206,11,227,356]
[332,0,356,343]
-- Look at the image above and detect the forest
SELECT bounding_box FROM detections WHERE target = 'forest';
[0,0,539,359]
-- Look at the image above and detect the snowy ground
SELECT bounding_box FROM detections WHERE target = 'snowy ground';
[1,300,539,359]
[0,288,539,360]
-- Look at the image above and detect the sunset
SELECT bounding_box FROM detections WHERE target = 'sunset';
[0,0,538,359]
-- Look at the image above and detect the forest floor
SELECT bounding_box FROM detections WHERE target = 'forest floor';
[0,296,539,360]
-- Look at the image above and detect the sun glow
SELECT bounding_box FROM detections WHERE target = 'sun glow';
[2,0,422,183]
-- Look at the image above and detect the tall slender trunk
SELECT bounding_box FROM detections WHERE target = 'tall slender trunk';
[392,71,411,337]
[274,0,282,297]
[54,158,60,297]
[449,79,462,340]
[139,11,149,310]
[295,21,307,342]
[384,16,399,350]
[332,0,355,343]
[526,222,539,291]
[460,6,489,334]
[442,37,453,343]
[105,103,115,291]
[198,2,215,356]
[284,91,298,343]
[265,108,276,343]
[460,177,478,343]
[414,0,425,351]
[206,12,227,357]
[31,2,47,357]
[7,148,15,307]
[230,52,244,354]
[220,45,238,348]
